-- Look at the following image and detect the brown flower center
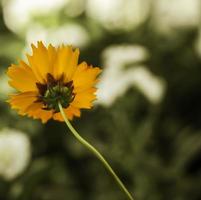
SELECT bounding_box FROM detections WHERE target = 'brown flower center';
[36,73,75,112]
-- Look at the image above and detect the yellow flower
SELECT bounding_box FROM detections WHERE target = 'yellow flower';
[7,42,101,123]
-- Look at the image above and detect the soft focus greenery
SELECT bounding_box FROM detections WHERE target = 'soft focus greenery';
[0,0,201,200]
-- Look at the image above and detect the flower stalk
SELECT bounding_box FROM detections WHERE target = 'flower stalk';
[58,102,134,200]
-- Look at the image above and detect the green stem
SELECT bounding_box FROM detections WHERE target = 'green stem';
[58,102,134,200]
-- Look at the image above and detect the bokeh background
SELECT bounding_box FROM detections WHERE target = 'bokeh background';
[0,0,201,199]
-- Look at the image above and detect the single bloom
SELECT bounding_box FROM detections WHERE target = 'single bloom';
[7,42,101,123]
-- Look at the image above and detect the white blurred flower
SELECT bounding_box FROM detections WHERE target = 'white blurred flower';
[0,129,31,180]
[26,23,89,50]
[86,0,151,31]
[2,0,67,34]
[65,0,85,17]
[152,0,201,33]
[97,45,166,106]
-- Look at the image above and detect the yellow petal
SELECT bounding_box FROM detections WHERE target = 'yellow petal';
[27,41,55,83]
[53,105,81,121]
[7,61,38,92]
[47,44,57,73]
[71,88,97,109]
[72,62,101,93]
[53,45,79,81]
[8,92,53,123]
[8,92,38,114]
[25,103,53,123]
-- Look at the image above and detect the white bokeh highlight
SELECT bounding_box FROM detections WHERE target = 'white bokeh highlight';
[86,0,151,31]
[26,23,89,49]
[0,129,31,180]
[153,0,201,33]
[97,45,166,106]
[2,0,67,34]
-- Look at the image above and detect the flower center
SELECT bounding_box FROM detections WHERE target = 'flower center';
[36,73,75,112]
[43,84,74,112]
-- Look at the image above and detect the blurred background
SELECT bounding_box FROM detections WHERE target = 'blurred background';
[0,0,201,199]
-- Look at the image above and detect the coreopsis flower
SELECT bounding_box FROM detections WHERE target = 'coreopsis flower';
[6,42,134,200]
[7,42,101,123]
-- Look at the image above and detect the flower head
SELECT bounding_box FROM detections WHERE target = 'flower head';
[7,42,101,123]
